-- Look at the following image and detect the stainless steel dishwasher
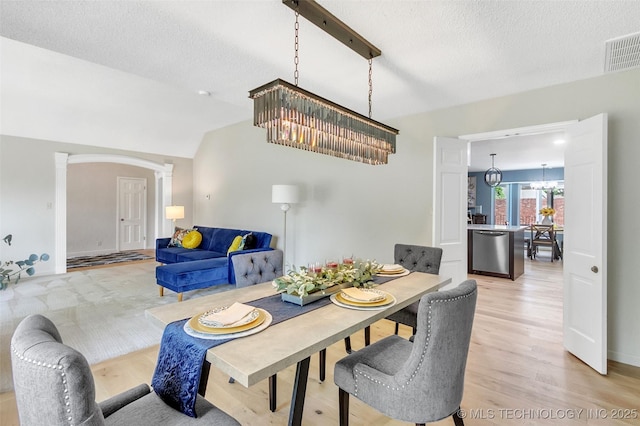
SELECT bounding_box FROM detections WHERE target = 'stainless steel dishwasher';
[472,230,509,275]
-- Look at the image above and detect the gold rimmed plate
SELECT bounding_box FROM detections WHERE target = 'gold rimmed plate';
[330,293,396,311]
[188,309,267,335]
[340,288,386,303]
[335,291,394,307]
[198,307,260,329]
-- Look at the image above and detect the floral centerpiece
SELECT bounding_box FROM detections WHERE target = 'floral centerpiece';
[273,258,382,299]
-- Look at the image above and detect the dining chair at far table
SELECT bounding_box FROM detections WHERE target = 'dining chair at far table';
[10,314,240,426]
[334,279,477,426]
[343,244,443,354]
[530,224,560,262]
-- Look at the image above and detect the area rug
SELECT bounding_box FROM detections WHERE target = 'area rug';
[67,251,154,269]
[0,262,234,393]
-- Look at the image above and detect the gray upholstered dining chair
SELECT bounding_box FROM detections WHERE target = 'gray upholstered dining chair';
[334,279,477,426]
[386,244,443,335]
[11,314,240,425]
[343,244,444,353]
[231,248,284,287]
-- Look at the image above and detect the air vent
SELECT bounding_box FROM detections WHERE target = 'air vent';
[604,32,640,73]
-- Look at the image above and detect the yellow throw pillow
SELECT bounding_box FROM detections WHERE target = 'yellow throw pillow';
[182,230,203,249]
[227,235,243,255]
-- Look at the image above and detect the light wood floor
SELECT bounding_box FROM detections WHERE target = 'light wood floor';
[2,257,639,425]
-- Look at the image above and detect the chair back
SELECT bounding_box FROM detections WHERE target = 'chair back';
[11,314,105,425]
[231,249,283,288]
[394,244,443,274]
[394,280,477,421]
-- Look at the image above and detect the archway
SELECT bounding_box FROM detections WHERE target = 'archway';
[54,153,174,273]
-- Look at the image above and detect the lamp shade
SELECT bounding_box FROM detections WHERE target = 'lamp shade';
[165,205,184,220]
[272,185,300,204]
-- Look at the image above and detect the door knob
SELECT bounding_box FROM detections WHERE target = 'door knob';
[591,266,599,273]
[120,218,124,221]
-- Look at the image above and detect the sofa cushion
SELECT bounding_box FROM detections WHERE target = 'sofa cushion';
[169,227,193,247]
[175,250,227,262]
[227,235,244,255]
[156,258,230,290]
[208,228,248,253]
[182,230,203,249]
[242,232,257,250]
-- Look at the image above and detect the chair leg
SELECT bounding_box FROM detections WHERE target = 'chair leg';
[338,388,349,426]
[269,374,277,412]
[159,286,164,297]
[177,292,183,302]
[364,326,371,346]
[452,407,465,426]
[394,322,399,335]
[344,336,352,354]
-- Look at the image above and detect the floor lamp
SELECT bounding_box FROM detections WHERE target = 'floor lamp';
[165,205,184,230]
[272,185,299,268]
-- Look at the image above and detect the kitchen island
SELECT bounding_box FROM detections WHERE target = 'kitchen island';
[467,225,527,280]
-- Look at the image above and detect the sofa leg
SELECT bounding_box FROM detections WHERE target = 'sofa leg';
[159,286,164,297]
[177,293,183,302]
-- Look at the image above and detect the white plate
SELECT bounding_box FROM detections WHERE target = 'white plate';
[184,310,273,340]
[330,293,396,311]
[198,307,260,328]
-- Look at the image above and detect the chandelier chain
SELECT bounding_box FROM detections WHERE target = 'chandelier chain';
[368,58,373,118]
[294,9,299,86]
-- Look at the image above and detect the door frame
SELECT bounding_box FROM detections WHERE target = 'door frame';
[455,118,608,374]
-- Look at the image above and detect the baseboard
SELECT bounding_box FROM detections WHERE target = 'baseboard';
[608,350,640,368]
[67,249,116,258]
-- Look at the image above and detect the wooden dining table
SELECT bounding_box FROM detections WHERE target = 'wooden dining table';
[145,271,452,426]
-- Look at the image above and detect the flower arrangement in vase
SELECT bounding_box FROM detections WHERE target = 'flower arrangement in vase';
[539,207,556,224]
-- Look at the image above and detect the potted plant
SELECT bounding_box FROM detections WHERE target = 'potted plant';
[1,234,50,290]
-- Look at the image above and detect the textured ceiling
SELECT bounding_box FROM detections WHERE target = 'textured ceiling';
[1,0,639,163]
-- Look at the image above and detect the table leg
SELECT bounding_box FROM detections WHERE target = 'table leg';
[288,356,310,426]
[198,360,211,396]
[319,349,326,382]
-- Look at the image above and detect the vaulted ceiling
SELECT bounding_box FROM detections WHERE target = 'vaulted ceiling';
[1,0,639,166]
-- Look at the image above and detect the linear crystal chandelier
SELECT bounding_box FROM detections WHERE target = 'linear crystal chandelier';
[249,0,399,165]
[530,164,558,190]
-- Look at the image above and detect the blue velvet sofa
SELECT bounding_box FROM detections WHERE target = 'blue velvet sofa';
[155,226,273,301]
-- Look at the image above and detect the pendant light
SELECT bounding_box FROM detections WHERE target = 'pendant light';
[484,153,502,187]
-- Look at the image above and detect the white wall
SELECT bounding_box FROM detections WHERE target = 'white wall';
[194,68,640,367]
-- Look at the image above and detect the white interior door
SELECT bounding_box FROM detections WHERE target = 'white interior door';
[563,113,608,374]
[433,136,469,289]
[118,177,147,251]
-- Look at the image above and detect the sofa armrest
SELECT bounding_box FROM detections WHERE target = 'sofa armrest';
[228,248,273,284]
[99,383,151,418]
[156,237,171,250]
